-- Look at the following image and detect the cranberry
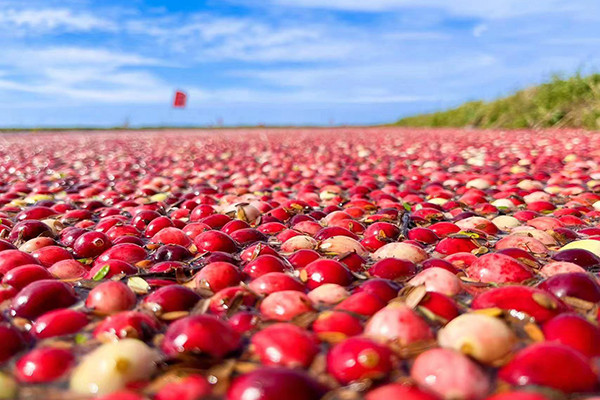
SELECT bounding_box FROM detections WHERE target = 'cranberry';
[0,250,38,275]
[365,303,433,345]
[162,314,241,358]
[286,249,320,269]
[325,339,390,386]
[143,285,199,314]
[543,313,600,358]
[365,384,440,400]
[251,323,319,368]
[32,308,88,339]
[551,248,600,268]
[466,253,534,283]
[243,255,289,279]
[499,342,598,393]
[227,367,326,400]
[355,278,400,302]
[11,279,78,319]
[471,286,567,322]
[301,259,353,289]
[537,272,600,302]
[73,231,112,258]
[86,281,136,314]
[94,311,159,341]
[2,264,52,289]
[95,243,147,266]
[194,230,238,253]
[314,309,363,338]
[0,323,25,363]
[248,272,304,295]
[15,347,74,383]
[411,348,490,399]
[260,290,314,321]
[239,243,280,262]
[9,220,54,242]
[31,245,73,267]
[154,375,212,400]
[368,258,416,280]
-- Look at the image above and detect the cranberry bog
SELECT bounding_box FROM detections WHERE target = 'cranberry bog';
[1,127,600,399]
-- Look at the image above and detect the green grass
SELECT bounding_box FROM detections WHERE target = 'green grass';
[396,73,600,129]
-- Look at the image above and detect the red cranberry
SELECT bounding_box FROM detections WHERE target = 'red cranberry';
[365,384,440,400]
[154,375,212,400]
[221,219,250,235]
[31,308,88,339]
[327,337,394,384]
[11,279,78,319]
[194,230,238,253]
[240,243,280,262]
[499,342,598,393]
[552,248,600,268]
[227,367,326,400]
[0,250,38,275]
[244,255,289,279]
[143,216,174,237]
[161,314,241,358]
[194,261,240,292]
[260,290,314,321]
[435,237,479,255]
[286,249,320,269]
[537,272,600,302]
[419,292,460,321]
[543,313,600,358]
[73,231,112,258]
[335,292,386,316]
[94,311,159,341]
[248,272,304,295]
[466,253,534,283]
[355,278,400,302]
[301,259,353,289]
[0,323,25,363]
[2,264,52,289]
[95,243,147,266]
[228,311,258,334]
[15,347,74,383]
[143,285,200,313]
[153,244,192,262]
[251,323,319,368]
[151,227,192,247]
[86,281,136,314]
[368,258,416,280]
[471,286,567,322]
[363,222,401,240]
[31,245,73,267]
[312,310,363,338]
[9,220,54,242]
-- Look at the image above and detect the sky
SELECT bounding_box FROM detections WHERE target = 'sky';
[0,0,599,127]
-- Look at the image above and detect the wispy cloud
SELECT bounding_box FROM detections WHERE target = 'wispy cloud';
[0,7,116,32]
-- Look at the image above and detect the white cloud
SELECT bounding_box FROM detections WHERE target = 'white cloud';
[0,47,174,104]
[0,8,116,32]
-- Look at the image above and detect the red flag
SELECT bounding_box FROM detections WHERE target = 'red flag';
[173,90,187,108]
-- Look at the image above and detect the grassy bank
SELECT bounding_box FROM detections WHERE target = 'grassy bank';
[396,73,600,129]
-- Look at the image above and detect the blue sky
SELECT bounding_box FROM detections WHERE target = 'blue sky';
[0,0,598,127]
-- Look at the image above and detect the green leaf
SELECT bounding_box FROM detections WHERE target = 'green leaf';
[92,264,110,281]
[74,333,87,344]
[403,202,412,212]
